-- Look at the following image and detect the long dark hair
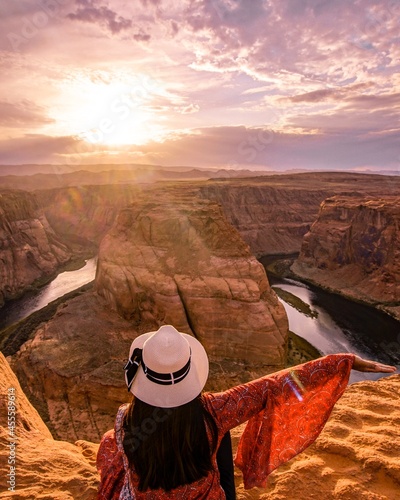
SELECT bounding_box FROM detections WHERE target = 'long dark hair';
[122,395,218,492]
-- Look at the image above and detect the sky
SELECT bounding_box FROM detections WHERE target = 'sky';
[0,0,399,172]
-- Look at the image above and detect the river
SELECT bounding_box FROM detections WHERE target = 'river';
[1,255,399,384]
[261,265,400,383]
[0,257,97,331]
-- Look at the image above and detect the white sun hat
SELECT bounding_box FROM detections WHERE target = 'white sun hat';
[124,325,209,408]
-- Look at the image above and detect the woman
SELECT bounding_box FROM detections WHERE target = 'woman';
[96,325,396,499]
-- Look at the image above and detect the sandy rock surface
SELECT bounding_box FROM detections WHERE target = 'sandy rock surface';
[233,374,400,499]
[2,347,399,499]
[0,352,98,499]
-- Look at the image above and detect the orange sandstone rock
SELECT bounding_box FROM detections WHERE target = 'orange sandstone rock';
[232,374,400,499]
[0,352,98,499]
[95,199,288,365]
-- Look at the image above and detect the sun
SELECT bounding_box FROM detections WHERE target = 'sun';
[57,73,168,146]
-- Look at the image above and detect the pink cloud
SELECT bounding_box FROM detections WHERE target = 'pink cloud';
[67,0,135,35]
[0,135,81,164]
[0,0,398,172]
[0,100,53,127]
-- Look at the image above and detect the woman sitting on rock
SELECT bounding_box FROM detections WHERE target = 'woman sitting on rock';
[96,325,396,499]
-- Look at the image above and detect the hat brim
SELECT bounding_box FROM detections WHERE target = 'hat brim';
[127,330,209,408]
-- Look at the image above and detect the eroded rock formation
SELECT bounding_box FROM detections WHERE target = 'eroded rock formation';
[9,197,287,443]
[292,196,400,320]
[0,190,71,308]
[95,198,288,365]
[37,184,142,246]
[36,173,400,262]
[0,352,98,499]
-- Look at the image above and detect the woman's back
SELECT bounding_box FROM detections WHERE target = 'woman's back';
[122,397,218,492]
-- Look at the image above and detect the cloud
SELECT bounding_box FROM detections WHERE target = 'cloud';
[178,0,400,91]
[133,31,151,41]
[282,83,372,103]
[0,134,82,164]
[130,125,399,171]
[0,100,53,127]
[0,125,398,172]
[67,0,134,35]
[0,0,399,172]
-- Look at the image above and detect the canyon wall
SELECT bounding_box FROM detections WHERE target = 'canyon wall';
[9,289,134,443]
[36,181,326,256]
[36,184,142,245]
[37,173,400,260]
[95,197,288,364]
[292,196,400,320]
[199,182,332,256]
[0,352,98,499]
[0,190,71,308]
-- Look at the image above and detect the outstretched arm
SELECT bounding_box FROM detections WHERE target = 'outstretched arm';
[230,353,396,489]
[352,355,397,373]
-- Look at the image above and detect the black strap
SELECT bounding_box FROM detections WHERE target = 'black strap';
[124,348,143,391]
[124,348,191,391]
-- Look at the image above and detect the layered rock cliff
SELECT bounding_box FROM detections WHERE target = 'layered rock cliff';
[95,197,288,364]
[37,184,142,246]
[199,173,400,257]
[0,190,71,308]
[199,182,332,256]
[37,181,327,259]
[36,173,400,261]
[0,351,98,499]
[9,289,134,443]
[292,196,400,320]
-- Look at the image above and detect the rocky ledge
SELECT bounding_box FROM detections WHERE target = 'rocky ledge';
[233,373,400,500]
[0,352,98,499]
[2,349,399,499]
[292,196,400,320]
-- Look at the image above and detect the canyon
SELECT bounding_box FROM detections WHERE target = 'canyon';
[1,170,400,498]
[34,171,400,258]
[2,173,399,313]
[10,194,287,443]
